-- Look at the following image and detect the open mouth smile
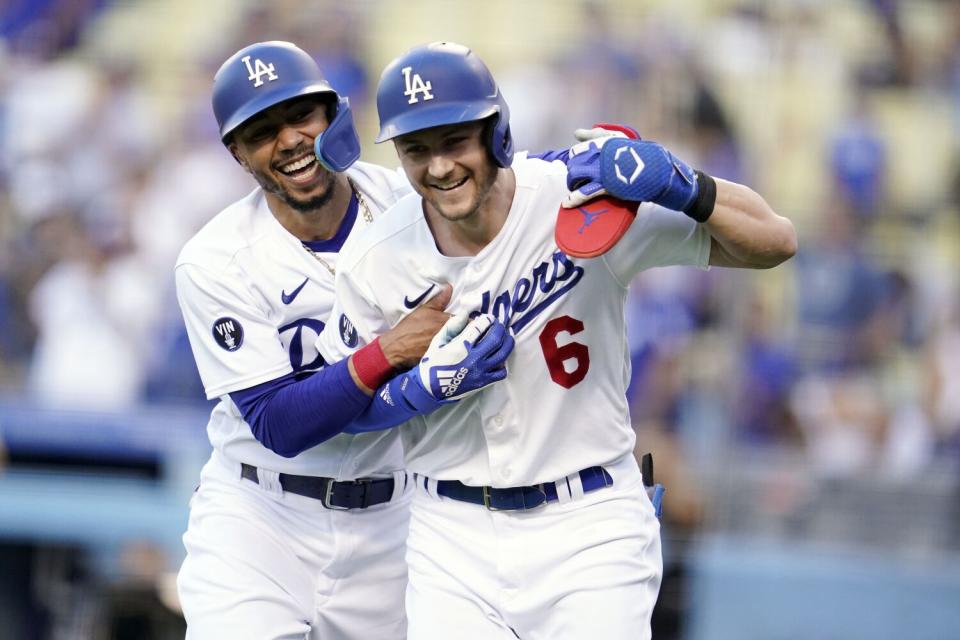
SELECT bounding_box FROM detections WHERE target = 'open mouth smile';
[277,155,320,184]
[432,176,468,192]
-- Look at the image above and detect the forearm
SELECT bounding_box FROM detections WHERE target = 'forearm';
[705,178,797,269]
[346,370,440,433]
[231,359,373,458]
[562,133,798,268]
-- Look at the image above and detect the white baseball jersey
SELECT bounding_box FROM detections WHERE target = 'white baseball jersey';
[317,153,710,487]
[175,161,411,478]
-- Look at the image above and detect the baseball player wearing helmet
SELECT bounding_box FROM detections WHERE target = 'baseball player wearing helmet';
[174,41,516,639]
[317,42,797,639]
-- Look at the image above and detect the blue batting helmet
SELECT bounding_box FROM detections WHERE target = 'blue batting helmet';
[374,42,513,168]
[212,41,360,172]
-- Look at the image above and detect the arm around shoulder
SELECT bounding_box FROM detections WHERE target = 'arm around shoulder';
[705,177,797,269]
[561,134,796,269]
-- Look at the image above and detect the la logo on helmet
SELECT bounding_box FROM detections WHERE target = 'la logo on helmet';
[242,55,278,87]
[401,66,433,104]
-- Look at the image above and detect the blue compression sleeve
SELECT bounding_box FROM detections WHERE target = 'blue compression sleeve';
[346,370,442,434]
[230,358,371,458]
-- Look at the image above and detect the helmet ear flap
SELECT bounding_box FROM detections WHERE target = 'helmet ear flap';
[483,115,513,168]
[493,118,513,168]
[315,97,361,172]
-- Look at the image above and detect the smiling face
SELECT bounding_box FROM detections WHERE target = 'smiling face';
[393,120,499,224]
[228,95,336,213]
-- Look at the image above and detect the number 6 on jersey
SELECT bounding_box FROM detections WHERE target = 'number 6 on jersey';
[538,315,590,388]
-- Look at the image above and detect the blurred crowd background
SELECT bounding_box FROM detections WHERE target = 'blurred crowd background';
[1,0,960,638]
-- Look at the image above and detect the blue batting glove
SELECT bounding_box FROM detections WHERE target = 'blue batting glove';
[566,136,701,213]
[562,126,635,208]
[392,314,513,412]
[599,138,699,212]
[343,315,513,435]
[419,313,513,401]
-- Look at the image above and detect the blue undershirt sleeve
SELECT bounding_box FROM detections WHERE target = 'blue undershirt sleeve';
[230,358,371,458]
[345,370,441,434]
[528,149,569,163]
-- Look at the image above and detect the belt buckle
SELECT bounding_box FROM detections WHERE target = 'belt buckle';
[481,486,500,511]
[321,480,351,511]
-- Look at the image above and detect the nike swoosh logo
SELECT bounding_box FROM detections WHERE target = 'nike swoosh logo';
[403,284,437,309]
[281,278,309,305]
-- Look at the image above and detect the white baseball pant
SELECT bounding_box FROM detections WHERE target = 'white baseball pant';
[405,455,662,640]
[177,453,411,639]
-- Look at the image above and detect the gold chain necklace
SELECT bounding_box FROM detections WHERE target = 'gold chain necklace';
[302,180,374,276]
[304,247,336,276]
[350,179,375,225]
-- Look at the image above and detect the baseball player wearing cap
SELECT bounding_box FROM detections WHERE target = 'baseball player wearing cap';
[175,41,515,639]
[317,42,797,640]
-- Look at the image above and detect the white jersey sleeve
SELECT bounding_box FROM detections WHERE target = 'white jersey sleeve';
[601,202,712,285]
[176,262,292,400]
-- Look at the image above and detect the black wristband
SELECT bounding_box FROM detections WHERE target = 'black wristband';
[683,171,717,223]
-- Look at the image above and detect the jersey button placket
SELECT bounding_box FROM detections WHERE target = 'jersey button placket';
[481,391,513,487]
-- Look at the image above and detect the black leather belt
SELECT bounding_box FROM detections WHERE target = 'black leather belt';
[421,466,613,511]
[241,463,397,510]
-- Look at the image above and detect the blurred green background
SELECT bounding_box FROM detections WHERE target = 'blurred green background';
[1,0,959,638]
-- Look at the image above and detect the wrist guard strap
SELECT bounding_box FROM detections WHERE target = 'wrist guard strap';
[684,171,717,223]
[352,338,394,391]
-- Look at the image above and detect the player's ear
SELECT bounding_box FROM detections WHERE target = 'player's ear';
[227,142,250,172]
